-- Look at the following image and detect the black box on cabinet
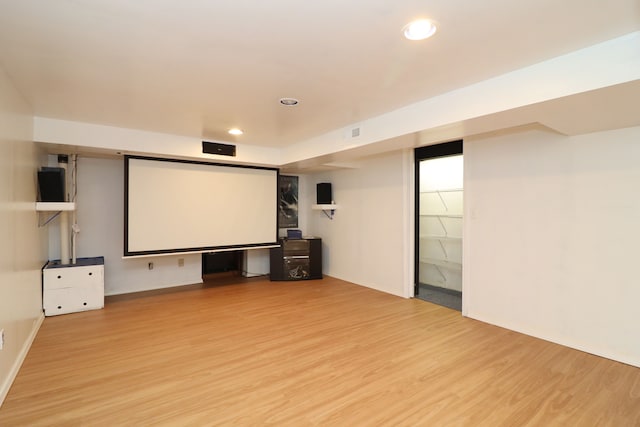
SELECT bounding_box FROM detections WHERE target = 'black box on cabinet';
[270,238,322,281]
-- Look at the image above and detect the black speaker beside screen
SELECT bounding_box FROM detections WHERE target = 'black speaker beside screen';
[37,167,66,202]
[316,183,332,204]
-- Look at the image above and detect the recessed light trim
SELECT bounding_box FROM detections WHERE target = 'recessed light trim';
[280,98,299,106]
[403,19,437,41]
[228,128,243,135]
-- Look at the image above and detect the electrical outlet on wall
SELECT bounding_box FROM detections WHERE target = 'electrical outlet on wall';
[0,329,4,350]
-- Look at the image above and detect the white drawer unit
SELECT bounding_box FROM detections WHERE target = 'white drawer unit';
[42,257,104,316]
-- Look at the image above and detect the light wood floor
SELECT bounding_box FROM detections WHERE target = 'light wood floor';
[1,276,639,426]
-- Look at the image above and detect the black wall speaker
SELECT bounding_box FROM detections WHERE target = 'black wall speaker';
[316,183,332,204]
[37,167,66,202]
[202,141,236,157]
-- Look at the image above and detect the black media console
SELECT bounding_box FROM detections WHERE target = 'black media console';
[269,238,322,281]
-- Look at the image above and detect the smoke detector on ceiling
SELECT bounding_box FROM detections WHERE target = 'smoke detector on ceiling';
[280,98,299,106]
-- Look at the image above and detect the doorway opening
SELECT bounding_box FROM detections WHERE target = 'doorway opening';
[414,141,463,311]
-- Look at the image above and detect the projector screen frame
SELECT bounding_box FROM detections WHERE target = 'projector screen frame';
[124,155,280,257]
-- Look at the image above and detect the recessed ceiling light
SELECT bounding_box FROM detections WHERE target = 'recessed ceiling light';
[228,128,243,135]
[280,98,299,106]
[403,19,437,41]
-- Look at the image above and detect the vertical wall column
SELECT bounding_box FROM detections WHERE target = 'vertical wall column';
[70,154,78,265]
[58,155,70,264]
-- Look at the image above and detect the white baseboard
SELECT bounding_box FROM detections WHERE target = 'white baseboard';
[0,313,44,407]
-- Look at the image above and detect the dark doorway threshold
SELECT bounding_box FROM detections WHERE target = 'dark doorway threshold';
[416,283,462,311]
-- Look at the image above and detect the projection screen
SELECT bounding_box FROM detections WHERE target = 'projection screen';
[125,156,279,257]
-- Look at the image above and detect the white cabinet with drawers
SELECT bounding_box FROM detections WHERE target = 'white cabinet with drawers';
[42,257,104,316]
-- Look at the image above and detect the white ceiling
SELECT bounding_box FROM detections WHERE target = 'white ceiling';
[0,0,639,150]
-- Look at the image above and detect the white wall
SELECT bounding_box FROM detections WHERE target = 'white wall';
[464,125,640,367]
[48,157,203,295]
[0,66,46,405]
[307,151,413,297]
[305,126,640,367]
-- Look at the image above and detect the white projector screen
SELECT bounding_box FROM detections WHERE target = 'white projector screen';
[125,156,279,256]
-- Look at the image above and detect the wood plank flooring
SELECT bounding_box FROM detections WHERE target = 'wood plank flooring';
[1,276,639,426]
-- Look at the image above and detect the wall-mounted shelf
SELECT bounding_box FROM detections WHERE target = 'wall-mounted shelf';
[312,204,339,220]
[36,202,75,227]
[420,188,463,194]
[312,204,339,210]
[421,235,462,242]
[420,257,462,271]
[36,202,76,211]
